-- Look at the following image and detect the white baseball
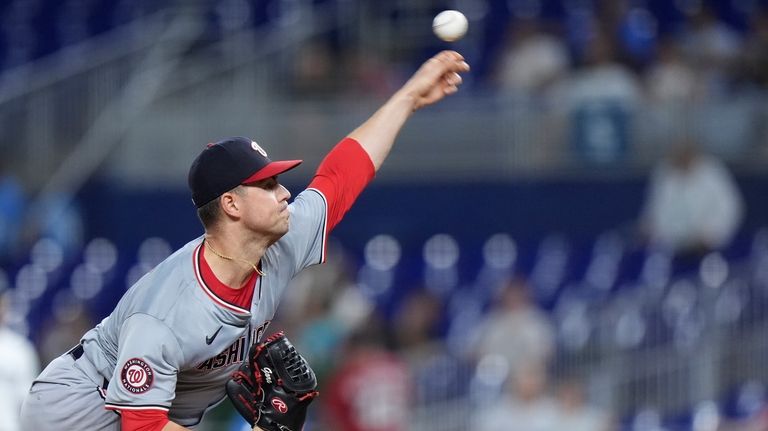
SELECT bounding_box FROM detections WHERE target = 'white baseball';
[432,10,468,42]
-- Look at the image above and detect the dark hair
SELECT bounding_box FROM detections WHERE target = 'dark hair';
[196,198,220,229]
[195,186,245,229]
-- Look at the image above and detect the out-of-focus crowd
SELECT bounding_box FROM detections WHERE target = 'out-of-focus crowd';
[287,1,768,105]
[1,1,767,430]
[247,243,616,431]
[486,3,767,105]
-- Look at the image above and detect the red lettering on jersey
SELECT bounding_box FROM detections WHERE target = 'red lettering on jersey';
[254,320,271,343]
[213,352,227,368]
[196,334,251,371]
[196,325,273,372]
[226,339,240,363]
[197,358,214,370]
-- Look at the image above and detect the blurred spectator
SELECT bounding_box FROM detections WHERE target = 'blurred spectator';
[393,288,443,366]
[294,284,351,388]
[475,362,560,431]
[289,38,399,98]
[280,241,364,386]
[493,18,569,97]
[0,285,39,431]
[289,38,339,95]
[321,315,411,431]
[735,7,768,91]
[471,276,556,376]
[645,36,699,104]
[558,29,642,108]
[639,141,744,259]
[677,4,742,99]
[615,5,660,69]
[553,376,614,431]
[556,30,642,163]
[392,287,471,426]
[36,296,94,365]
[342,48,399,98]
[0,158,25,263]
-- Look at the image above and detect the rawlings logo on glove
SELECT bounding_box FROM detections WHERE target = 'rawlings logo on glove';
[226,332,319,431]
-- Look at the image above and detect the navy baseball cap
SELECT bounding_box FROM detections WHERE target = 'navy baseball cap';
[188,137,302,208]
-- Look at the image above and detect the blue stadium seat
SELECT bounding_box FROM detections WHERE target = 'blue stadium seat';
[529,233,571,307]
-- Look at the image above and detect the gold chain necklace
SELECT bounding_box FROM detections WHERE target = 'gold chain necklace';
[204,238,265,276]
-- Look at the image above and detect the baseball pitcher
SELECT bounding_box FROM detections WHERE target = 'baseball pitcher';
[19,50,469,431]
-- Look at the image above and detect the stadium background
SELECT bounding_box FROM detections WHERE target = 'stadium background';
[1,0,768,430]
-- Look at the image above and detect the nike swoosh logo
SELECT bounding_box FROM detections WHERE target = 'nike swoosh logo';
[206,326,223,345]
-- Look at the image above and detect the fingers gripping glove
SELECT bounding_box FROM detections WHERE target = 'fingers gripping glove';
[226,332,319,431]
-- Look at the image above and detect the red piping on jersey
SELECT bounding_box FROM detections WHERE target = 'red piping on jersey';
[305,188,329,264]
[199,243,257,309]
[105,404,169,412]
[192,242,250,314]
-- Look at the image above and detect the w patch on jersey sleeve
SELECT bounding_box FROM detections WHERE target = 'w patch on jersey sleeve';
[120,358,155,394]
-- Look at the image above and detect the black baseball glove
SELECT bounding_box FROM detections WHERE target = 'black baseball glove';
[226,332,319,431]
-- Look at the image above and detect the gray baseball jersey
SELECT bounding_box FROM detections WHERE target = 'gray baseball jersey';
[21,188,327,429]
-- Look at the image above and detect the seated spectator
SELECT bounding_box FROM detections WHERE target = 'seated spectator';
[494,17,569,97]
[393,288,470,412]
[36,293,94,367]
[677,4,742,99]
[557,30,642,109]
[393,288,444,366]
[735,7,768,91]
[321,315,411,431]
[280,241,360,387]
[639,141,744,260]
[476,362,560,431]
[645,36,699,104]
[553,376,615,431]
[471,276,555,377]
[554,30,642,163]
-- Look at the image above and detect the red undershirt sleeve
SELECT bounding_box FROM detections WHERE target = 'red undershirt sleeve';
[120,409,170,431]
[308,137,376,234]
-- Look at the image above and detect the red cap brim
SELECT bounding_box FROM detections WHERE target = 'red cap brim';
[242,160,302,184]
